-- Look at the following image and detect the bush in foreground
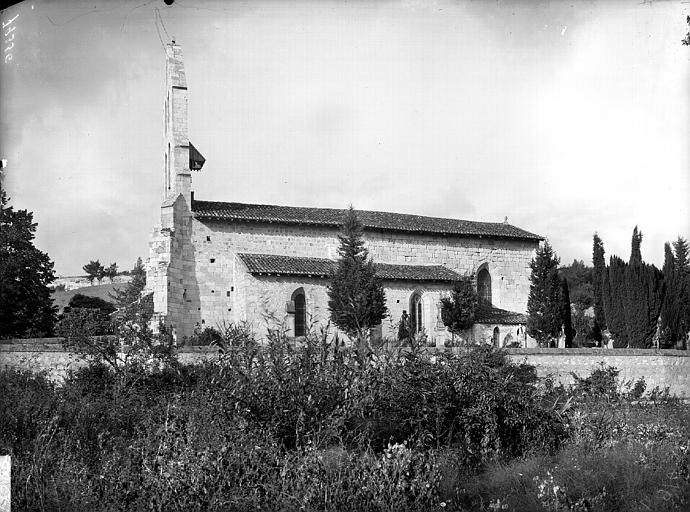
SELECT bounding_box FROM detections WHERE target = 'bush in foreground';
[1,329,688,510]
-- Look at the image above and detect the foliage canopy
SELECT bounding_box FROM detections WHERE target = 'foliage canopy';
[527,241,569,347]
[0,190,57,338]
[327,207,387,341]
[440,278,478,335]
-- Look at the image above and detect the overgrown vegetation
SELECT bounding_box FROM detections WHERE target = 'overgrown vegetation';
[2,325,687,511]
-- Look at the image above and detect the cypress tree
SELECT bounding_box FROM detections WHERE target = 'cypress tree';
[630,226,643,267]
[625,261,663,349]
[659,243,678,348]
[673,237,690,348]
[624,260,646,348]
[673,237,689,269]
[592,233,607,330]
[606,255,628,348]
[561,278,574,348]
[621,227,663,348]
[644,263,664,347]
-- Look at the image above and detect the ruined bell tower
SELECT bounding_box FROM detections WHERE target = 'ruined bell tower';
[164,42,191,207]
[146,41,203,340]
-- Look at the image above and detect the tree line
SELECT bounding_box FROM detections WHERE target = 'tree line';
[524,228,689,349]
[593,230,689,349]
[82,260,119,285]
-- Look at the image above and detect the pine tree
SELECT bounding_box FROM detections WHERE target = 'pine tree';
[103,262,118,281]
[83,260,104,285]
[592,233,607,329]
[527,241,564,347]
[328,207,387,343]
[0,190,57,337]
[111,257,147,309]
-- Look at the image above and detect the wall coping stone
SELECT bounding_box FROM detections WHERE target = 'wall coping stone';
[0,337,64,345]
[2,338,688,358]
[503,348,690,357]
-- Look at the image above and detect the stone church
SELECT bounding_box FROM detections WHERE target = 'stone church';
[146,43,542,347]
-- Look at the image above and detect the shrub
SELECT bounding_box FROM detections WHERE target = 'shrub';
[2,328,575,510]
[570,363,620,401]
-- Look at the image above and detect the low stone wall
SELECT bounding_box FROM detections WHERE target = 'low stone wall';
[504,348,690,398]
[2,340,689,398]
[0,339,221,381]
[0,339,87,379]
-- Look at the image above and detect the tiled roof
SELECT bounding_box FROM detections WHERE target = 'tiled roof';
[239,254,334,277]
[375,263,462,282]
[237,253,463,282]
[475,305,527,325]
[193,200,542,241]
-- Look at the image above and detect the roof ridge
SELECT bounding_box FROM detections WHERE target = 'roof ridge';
[193,199,543,241]
[194,199,516,227]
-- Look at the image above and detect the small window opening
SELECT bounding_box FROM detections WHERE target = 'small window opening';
[410,292,423,335]
[291,288,306,337]
[477,268,492,306]
[231,286,234,292]
[226,291,230,297]
[206,236,211,242]
[210,258,215,263]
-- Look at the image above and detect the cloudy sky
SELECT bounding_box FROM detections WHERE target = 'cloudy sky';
[2,0,689,276]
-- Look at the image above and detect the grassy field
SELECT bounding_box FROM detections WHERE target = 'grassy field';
[1,330,687,511]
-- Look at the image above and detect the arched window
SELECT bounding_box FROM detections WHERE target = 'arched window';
[410,292,423,335]
[292,288,306,337]
[492,326,500,347]
[477,268,492,305]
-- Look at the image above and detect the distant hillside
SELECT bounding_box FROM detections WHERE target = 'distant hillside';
[53,274,132,292]
[51,283,126,313]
